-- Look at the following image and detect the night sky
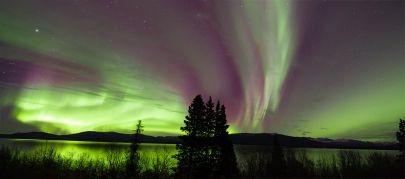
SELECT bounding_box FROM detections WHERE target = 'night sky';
[0,0,403,141]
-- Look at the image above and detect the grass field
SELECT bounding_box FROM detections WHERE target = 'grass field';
[1,145,403,178]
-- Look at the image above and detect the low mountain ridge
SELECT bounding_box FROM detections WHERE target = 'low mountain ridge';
[0,131,398,150]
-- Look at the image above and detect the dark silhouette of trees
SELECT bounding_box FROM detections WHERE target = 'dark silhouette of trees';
[268,134,286,177]
[396,119,405,161]
[174,95,238,178]
[213,101,239,177]
[174,95,208,178]
[127,120,143,178]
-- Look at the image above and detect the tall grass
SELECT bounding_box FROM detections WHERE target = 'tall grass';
[0,146,173,179]
[238,149,404,178]
[1,146,403,178]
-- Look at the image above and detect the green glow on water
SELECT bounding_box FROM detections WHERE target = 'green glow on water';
[0,139,399,164]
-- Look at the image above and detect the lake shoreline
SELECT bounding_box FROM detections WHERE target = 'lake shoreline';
[1,139,403,178]
[0,131,399,150]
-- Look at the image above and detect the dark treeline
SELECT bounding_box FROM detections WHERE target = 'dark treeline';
[239,146,404,178]
[239,133,404,178]
[174,95,238,178]
[0,95,404,178]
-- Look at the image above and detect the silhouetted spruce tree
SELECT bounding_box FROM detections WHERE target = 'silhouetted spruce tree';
[268,134,286,177]
[174,95,211,178]
[175,95,238,178]
[127,120,143,178]
[213,101,239,177]
[204,96,216,170]
[396,119,405,162]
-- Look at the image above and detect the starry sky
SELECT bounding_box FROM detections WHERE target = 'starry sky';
[0,0,403,141]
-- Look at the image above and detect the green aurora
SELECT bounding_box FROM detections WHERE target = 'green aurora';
[0,0,404,141]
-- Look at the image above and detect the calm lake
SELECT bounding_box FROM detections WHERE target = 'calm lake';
[0,138,399,165]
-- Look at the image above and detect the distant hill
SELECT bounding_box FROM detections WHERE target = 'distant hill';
[229,133,398,150]
[0,131,180,144]
[0,131,399,150]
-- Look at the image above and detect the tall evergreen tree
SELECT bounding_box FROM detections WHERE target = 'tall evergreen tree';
[175,95,238,178]
[205,96,216,137]
[214,102,239,177]
[174,95,209,178]
[268,134,286,177]
[396,119,405,161]
[127,120,143,178]
[204,97,216,167]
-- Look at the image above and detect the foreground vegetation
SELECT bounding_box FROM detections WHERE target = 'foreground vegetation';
[0,145,403,178]
[239,149,403,178]
[0,146,173,179]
